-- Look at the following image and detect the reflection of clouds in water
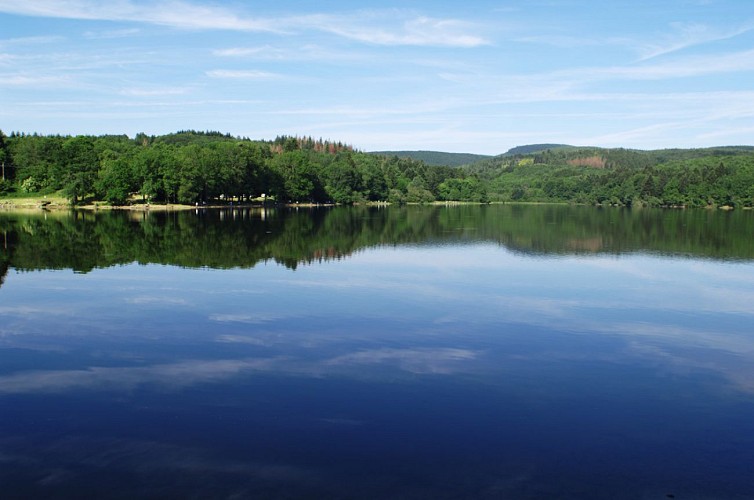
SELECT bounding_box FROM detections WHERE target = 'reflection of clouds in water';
[0,358,281,394]
[273,275,457,302]
[694,285,754,315]
[125,296,190,305]
[581,258,754,314]
[0,305,73,317]
[627,339,754,393]
[514,316,754,394]
[216,334,276,346]
[0,348,480,394]
[326,348,477,374]
[494,296,582,319]
[353,244,516,270]
[607,321,754,353]
[210,313,282,324]
[0,436,317,496]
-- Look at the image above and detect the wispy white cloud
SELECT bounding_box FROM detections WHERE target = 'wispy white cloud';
[0,0,280,32]
[0,73,73,87]
[297,13,489,47]
[119,86,191,96]
[83,27,141,39]
[0,2,487,48]
[583,122,692,146]
[637,21,754,61]
[213,45,279,58]
[212,44,366,63]
[206,69,281,80]
[0,35,66,47]
[515,34,631,49]
[697,125,754,141]
[499,48,754,96]
[600,48,754,80]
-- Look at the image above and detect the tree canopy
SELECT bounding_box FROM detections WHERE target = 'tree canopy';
[1,131,486,205]
[1,129,753,208]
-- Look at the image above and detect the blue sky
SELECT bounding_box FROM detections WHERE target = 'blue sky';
[1,0,753,154]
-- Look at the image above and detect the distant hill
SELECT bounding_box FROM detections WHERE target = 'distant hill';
[503,144,574,156]
[370,150,492,167]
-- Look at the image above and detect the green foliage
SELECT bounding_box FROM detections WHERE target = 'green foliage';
[0,178,12,195]
[463,145,754,207]
[2,131,476,205]
[96,151,135,205]
[3,131,754,207]
[438,177,488,202]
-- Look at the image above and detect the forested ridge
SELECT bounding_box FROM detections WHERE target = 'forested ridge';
[472,145,754,207]
[1,129,753,208]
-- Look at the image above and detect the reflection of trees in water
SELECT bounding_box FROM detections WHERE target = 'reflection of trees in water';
[1,227,15,288]
[0,205,752,274]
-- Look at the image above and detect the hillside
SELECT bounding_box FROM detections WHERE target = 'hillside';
[370,150,492,167]
[2,128,754,208]
[461,145,754,207]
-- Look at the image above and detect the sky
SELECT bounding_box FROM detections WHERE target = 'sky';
[1,0,753,154]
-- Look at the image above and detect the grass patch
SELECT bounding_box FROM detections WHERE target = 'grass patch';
[1,193,70,209]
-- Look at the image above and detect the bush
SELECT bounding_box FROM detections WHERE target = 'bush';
[0,179,12,195]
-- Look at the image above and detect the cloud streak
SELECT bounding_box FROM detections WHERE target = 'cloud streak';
[296,13,489,47]
[206,69,282,80]
[0,1,487,48]
[0,0,279,32]
[637,21,754,61]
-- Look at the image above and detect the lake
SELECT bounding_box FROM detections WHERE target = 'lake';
[1,205,753,499]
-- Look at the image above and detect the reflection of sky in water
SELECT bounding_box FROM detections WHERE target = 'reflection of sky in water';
[1,245,754,498]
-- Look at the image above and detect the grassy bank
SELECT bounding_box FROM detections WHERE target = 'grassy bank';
[0,194,196,211]
[0,194,70,210]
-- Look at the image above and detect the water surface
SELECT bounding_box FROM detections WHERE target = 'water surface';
[1,205,753,499]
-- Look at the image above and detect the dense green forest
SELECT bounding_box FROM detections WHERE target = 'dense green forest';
[1,129,753,208]
[0,130,486,205]
[470,145,754,207]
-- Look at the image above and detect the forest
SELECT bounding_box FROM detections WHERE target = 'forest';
[1,129,753,208]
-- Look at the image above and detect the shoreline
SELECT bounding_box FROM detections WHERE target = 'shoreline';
[0,197,338,212]
[1,197,749,212]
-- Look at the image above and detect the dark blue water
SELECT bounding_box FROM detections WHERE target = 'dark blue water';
[1,207,753,498]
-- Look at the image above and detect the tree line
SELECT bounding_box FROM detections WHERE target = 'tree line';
[1,129,753,208]
[469,146,754,208]
[0,130,487,205]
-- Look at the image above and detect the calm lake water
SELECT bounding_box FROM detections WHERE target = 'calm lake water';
[1,205,753,499]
